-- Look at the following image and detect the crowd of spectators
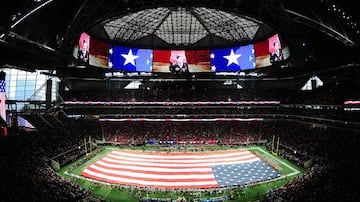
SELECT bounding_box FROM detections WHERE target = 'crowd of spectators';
[61,80,358,106]
[1,111,359,201]
[263,127,360,202]
[62,80,360,124]
[101,119,360,201]
[0,113,101,201]
[102,121,328,165]
[103,122,264,145]
[61,84,288,103]
[0,78,359,201]
[65,105,360,124]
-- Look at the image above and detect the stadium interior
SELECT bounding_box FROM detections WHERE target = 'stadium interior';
[0,0,360,201]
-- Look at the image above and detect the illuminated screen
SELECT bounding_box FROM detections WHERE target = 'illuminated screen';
[152,50,210,73]
[18,116,35,129]
[255,34,288,68]
[210,44,255,72]
[72,33,290,71]
[254,39,270,68]
[268,34,283,64]
[77,32,90,65]
[72,45,79,59]
[108,45,153,72]
[280,36,290,61]
[89,38,109,68]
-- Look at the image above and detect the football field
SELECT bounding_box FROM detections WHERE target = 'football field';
[59,146,303,202]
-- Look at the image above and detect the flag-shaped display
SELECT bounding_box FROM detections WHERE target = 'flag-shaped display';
[89,38,109,68]
[81,149,280,189]
[17,116,35,129]
[254,39,270,68]
[108,45,153,72]
[0,80,6,122]
[211,44,255,72]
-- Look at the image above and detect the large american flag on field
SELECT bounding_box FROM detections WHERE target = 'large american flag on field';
[81,149,280,189]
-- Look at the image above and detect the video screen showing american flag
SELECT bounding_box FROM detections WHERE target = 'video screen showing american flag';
[81,149,280,189]
[89,37,109,68]
[210,44,256,72]
[108,45,153,72]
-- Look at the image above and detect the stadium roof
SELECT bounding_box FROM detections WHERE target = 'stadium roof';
[99,7,269,47]
[0,0,359,76]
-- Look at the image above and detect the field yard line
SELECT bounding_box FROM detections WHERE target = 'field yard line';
[249,147,301,176]
[102,188,112,200]
[65,171,113,186]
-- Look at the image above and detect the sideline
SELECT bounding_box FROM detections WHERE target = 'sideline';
[249,146,301,177]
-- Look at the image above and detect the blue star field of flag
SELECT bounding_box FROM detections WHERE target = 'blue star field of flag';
[211,160,280,187]
[0,80,5,93]
[210,44,255,72]
[108,45,153,72]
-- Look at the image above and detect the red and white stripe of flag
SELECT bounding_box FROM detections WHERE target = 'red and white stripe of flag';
[81,149,259,189]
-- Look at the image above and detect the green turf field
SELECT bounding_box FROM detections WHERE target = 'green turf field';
[59,146,304,202]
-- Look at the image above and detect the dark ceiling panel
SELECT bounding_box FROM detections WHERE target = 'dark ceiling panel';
[0,0,358,77]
